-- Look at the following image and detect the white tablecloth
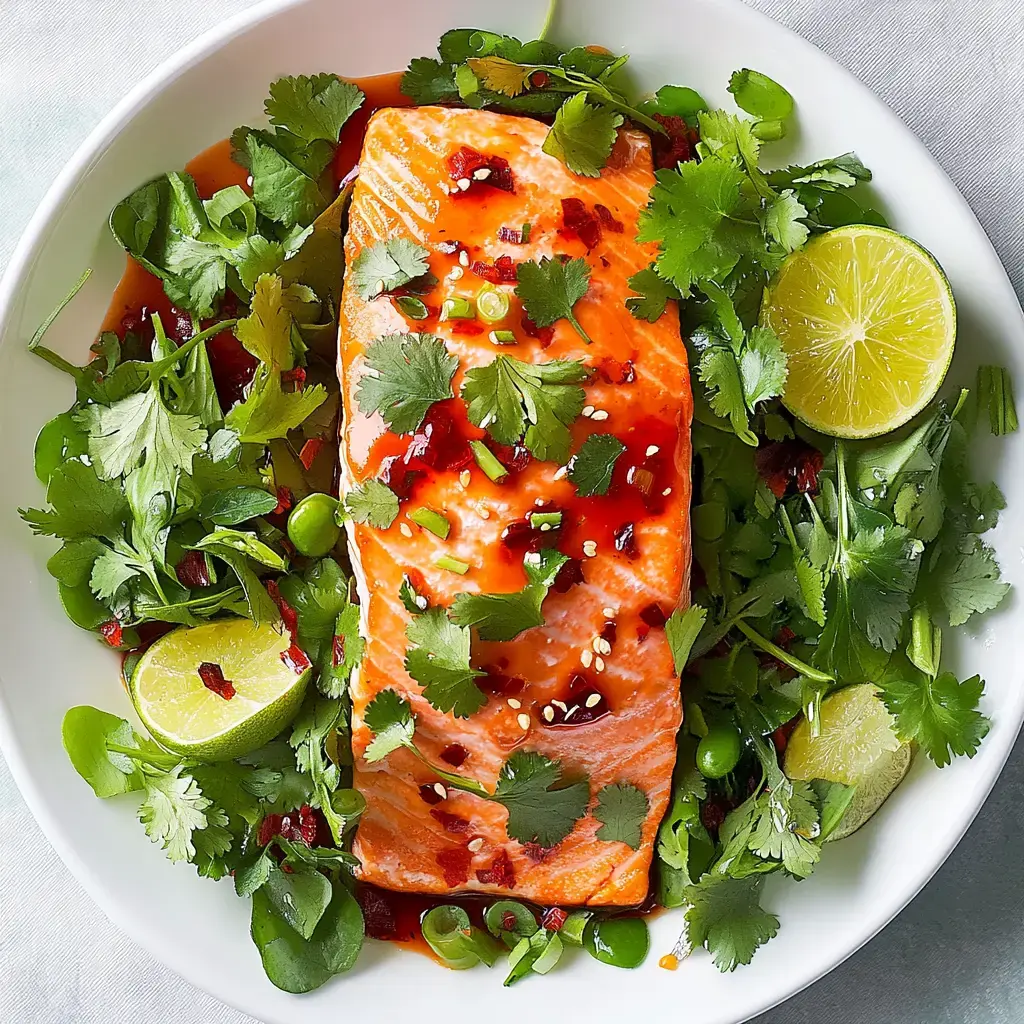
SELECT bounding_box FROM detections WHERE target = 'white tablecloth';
[3,2,1023,1021]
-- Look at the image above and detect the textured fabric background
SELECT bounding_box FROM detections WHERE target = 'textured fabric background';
[2,1,1023,1022]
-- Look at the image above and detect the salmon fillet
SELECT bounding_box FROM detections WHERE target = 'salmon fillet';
[339,106,692,906]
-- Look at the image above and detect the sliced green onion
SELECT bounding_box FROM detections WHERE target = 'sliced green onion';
[395,295,429,320]
[751,118,785,141]
[435,554,470,575]
[485,901,539,947]
[560,910,591,946]
[520,222,532,244]
[475,284,511,323]
[421,905,501,969]
[532,932,563,974]
[469,440,508,483]
[528,511,562,531]
[408,506,451,539]
[488,330,517,346]
[440,296,474,321]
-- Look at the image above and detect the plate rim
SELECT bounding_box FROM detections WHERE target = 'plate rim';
[1,1,1022,1022]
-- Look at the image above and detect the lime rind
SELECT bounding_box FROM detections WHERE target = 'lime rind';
[828,743,914,841]
[131,618,309,761]
[763,225,956,439]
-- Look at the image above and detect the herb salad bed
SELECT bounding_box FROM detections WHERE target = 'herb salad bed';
[18,18,1017,995]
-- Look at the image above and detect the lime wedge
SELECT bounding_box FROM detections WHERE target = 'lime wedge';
[785,684,912,838]
[130,618,310,761]
[762,225,956,438]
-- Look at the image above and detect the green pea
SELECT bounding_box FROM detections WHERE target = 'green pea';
[286,493,341,557]
[34,412,87,485]
[696,721,743,779]
[583,916,650,969]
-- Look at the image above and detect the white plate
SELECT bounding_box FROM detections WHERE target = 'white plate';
[1,1,1021,1021]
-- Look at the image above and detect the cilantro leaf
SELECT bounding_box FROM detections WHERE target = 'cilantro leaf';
[344,479,400,529]
[450,549,569,640]
[19,460,128,540]
[762,190,809,252]
[327,604,364,699]
[727,69,794,121]
[241,131,327,229]
[356,333,457,434]
[541,93,623,178]
[684,875,779,972]
[461,354,590,463]
[625,266,680,322]
[493,750,590,847]
[466,56,533,98]
[698,346,756,445]
[61,705,149,798]
[89,542,150,601]
[401,57,459,104]
[665,605,708,674]
[594,783,649,849]
[76,386,206,483]
[880,670,989,768]
[925,535,1010,627]
[739,327,788,407]
[747,780,820,878]
[405,607,486,718]
[350,239,431,301]
[265,74,363,144]
[567,433,625,497]
[138,766,213,863]
[363,689,415,762]
[515,257,593,344]
[637,157,753,294]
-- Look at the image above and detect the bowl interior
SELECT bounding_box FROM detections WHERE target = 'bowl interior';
[0,1,1021,1022]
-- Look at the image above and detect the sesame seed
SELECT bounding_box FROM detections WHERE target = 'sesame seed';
[478,507,491,520]
[507,698,522,709]
[449,186,460,195]
[602,607,615,619]
[583,540,598,557]
[586,693,602,708]
[551,699,568,712]
[472,167,492,180]
[565,705,579,720]
[524,552,542,565]
[460,469,471,487]
[553,465,567,480]
[457,177,472,191]
[517,713,531,731]
[662,487,672,496]
[581,405,595,418]
[591,636,603,653]
[646,445,660,457]
[591,409,610,422]
[597,638,612,656]
[374,279,385,295]
[246,175,254,187]
[399,523,413,538]
[534,498,545,507]
[467,837,484,852]
[542,705,555,722]
[433,783,447,799]
[540,523,552,532]
[580,649,594,668]
[594,656,605,672]
[449,266,464,281]
[415,596,428,610]
[459,249,470,267]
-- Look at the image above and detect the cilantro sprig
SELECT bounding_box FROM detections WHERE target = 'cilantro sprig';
[515,257,593,345]
[461,354,590,463]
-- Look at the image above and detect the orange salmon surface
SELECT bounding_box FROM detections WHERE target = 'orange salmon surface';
[339,106,692,905]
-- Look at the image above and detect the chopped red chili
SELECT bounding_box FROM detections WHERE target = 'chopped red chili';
[498,225,525,244]
[651,114,699,170]
[258,804,320,848]
[560,197,602,250]
[440,744,468,767]
[98,619,123,648]
[541,907,568,932]
[266,580,299,636]
[600,621,617,647]
[477,670,525,696]
[529,70,549,88]
[273,486,293,515]
[419,784,444,806]
[298,437,325,471]
[594,204,624,232]
[281,366,306,390]
[520,313,555,348]
[448,321,485,336]
[198,661,236,701]
[613,521,639,558]
[476,848,516,888]
[598,357,636,385]
[175,550,212,588]
[332,634,346,667]
[280,643,311,674]
[447,146,515,195]
[403,401,473,473]
[639,602,668,628]
[551,557,584,593]
[754,439,825,499]
[523,842,551,862]
[471,255,518,283]
[379,455,422,500]
[437,848,473,887]
[430,810,471,834]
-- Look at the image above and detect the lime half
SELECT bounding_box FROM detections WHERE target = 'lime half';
[131,618,310,761]
[785,683,911,838]
[763,225,956,438]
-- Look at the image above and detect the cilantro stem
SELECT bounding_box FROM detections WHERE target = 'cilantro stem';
[404,740,491,799]
[29,344,84,382]
[28,268,92,352]
[105,743,180,771]
[734,620,834,685]
[832,442,850,573]
[537,0,559,41]
[147,318,238,382]
[566,312,593,346]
